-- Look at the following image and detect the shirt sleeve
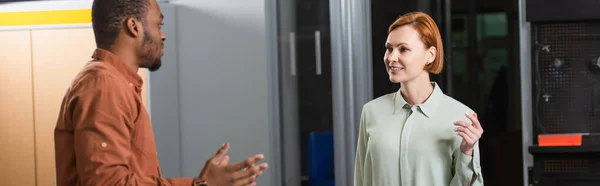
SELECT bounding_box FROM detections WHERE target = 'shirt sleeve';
[354,106,368,186]
[450,141,484,186]
[70,74,193,186]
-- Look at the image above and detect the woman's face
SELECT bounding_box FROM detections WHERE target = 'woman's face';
[384,25,435,83]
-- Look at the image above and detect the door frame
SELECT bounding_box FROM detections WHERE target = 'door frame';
[329,0,373,185]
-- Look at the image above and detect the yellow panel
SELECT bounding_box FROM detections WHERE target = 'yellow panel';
[31,28,150,185]
[0,30,36,186]
[0,9,91,26]
[31,28,95,186]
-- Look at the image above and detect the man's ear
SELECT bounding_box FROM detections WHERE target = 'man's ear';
[125,18,141,38]
[427,46,436,64]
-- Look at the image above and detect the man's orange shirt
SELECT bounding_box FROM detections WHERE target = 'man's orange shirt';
[54,48,192,186]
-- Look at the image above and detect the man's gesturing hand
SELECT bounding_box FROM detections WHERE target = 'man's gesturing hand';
[197,143,269,186]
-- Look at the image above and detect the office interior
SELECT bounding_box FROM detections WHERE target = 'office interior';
[0,0,598,186]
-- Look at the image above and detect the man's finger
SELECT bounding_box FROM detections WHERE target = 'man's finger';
[234,164,268,186]
[227,154,264,171]
[233,167,264,186]
[211,143,230,163]
[233,164,261,180]
[234,163,268,180]
[258,163,268,171]
[220,155,230,165]
[232,174,256,186]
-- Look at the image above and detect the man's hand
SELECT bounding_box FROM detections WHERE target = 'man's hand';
[454,113,484,156]
[197,143,269,186]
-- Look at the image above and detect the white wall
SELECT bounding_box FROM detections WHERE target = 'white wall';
[148,2,182,178]
[169,0,277,185]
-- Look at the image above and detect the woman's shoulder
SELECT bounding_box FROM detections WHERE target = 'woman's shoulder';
[359,92,397,119]
[438,94,474,114]
[359,92,396,124]
[363,92,396,110]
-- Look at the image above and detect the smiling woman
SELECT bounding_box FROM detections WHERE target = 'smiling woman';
[354,11,484,186]
[0,7,148,186]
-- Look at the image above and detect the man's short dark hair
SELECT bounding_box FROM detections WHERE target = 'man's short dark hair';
[91,0,150,49]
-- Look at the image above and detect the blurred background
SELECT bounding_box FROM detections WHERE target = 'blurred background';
[1,0,599,186]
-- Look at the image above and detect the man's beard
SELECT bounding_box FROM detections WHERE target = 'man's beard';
[141,29,162,72]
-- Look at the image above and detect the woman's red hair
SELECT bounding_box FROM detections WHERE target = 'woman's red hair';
[388,11,444,74]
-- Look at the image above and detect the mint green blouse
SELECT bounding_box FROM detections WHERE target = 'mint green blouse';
[354,82,484,186]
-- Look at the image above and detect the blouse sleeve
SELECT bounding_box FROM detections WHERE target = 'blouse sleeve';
[450,141,484,186]
[354,106,368,186]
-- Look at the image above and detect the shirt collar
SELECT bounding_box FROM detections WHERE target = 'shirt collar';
[393,82,444,117]
[91,48,143,87]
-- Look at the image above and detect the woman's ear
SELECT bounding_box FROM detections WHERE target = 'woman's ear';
[427,46,436,64]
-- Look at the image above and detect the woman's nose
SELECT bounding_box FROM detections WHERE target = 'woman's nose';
[387,51,399,63]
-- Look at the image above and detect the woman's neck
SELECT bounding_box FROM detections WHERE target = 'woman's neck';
[399,72,434,105]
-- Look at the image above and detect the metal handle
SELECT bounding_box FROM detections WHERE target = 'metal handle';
[289,32,297,76]
[314,30,322,75]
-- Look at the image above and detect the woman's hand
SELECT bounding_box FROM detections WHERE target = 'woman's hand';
[454,113,484,156]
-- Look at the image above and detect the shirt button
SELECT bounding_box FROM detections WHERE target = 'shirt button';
[101,142,107,148]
